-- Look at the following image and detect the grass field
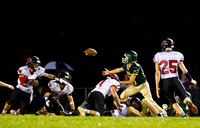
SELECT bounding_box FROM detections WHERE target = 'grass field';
[0,115,200,128]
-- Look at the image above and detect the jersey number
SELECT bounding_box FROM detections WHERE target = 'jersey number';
[160,60,178,74]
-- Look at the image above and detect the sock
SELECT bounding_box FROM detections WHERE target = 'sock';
[95,112,100,116]
[83,109,89,114]
[180,112,186,117]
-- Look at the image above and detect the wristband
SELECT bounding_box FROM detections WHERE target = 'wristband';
[69,102,74,105]
[44,96,49,101]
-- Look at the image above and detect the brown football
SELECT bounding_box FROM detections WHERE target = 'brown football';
[84,48,97,56]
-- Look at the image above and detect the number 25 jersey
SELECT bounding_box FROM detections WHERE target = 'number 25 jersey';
[153,51,184,79]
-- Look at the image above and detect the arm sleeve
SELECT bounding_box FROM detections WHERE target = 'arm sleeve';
[122,64,126,70]
[178,52,184,62]
[153,53,159,63]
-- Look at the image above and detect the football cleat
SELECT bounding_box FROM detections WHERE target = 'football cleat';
[35,111,41,116]
[186,101,198,114]
[1,109,7,115]
[78,106,85,116]
[189,104,198,114]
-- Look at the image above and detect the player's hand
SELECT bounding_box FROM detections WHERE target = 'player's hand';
[102,68,110,76]
[120,104,124,107]
[156,87,160,99]
[28,74,37,80]
[59,78,68,85]
[8,85,14,90]
[191,79,197,86]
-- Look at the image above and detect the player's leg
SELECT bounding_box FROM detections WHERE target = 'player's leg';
[19,91,31,115]
[2,100,11,115]
[145,99,164,117]
[79,91,103,116]
[140,82,166,115]
[174,78,198,114]
[89,91,104,116]
[172,103,187,117]
[120,85,138,100]
[2,88,20,115]
[127,106,143,116]
[163,78,187,117]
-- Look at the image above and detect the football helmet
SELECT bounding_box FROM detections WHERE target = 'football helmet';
[161,38,174,51]
[127,97,142,111]
[26,56,41,71]
[108,74,119,81]
[122,50,138,64]
[58,71,71,82]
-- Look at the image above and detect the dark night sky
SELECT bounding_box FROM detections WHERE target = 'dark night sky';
[1,5,200,89]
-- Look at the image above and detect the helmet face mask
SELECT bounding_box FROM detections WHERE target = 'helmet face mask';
[58,72,71,82]
[26,56,41,71]
[122,54,128,64]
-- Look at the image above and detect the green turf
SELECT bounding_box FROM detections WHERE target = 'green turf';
[0,115,200,128]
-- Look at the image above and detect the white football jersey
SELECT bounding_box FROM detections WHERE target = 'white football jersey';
[48,80,74,100]
[153,51,184,79]
[90,78,120,97]
[111,104,128,117]
[16,66,45,93]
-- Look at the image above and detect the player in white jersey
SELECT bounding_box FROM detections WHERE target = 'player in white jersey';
[2,56,56,115]
[35,72,77,116]
[78,74,122,116]
[153,38,198,117]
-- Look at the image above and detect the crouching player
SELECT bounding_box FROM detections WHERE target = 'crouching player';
[35,72,78,116]
[78,74,122,116]
[106,97,163,117]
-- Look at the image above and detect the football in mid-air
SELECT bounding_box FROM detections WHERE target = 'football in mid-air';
[84,48,97,56]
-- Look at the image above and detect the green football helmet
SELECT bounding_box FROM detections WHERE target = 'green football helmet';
[122,50,138,63]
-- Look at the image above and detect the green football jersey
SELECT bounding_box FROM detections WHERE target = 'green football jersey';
[122,63,147,86]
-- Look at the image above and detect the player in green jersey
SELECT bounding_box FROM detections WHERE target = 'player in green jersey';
[102,50,167,117]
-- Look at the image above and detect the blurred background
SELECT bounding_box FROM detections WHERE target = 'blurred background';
[1,4,200,114]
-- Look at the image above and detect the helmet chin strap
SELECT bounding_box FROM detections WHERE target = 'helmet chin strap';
[131,61,137,63]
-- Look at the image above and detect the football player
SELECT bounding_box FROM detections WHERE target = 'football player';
[78,74,122,116]
[1,56,56,115]
[102,50,167,117]
[153,38,198,117]
[35,72,76,116]
[108,97,163,117]
[0,81,14,90]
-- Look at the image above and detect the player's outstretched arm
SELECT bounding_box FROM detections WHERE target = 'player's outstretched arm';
[44,73,55,79]
[0,81,14,90]
[102,68,124,76]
